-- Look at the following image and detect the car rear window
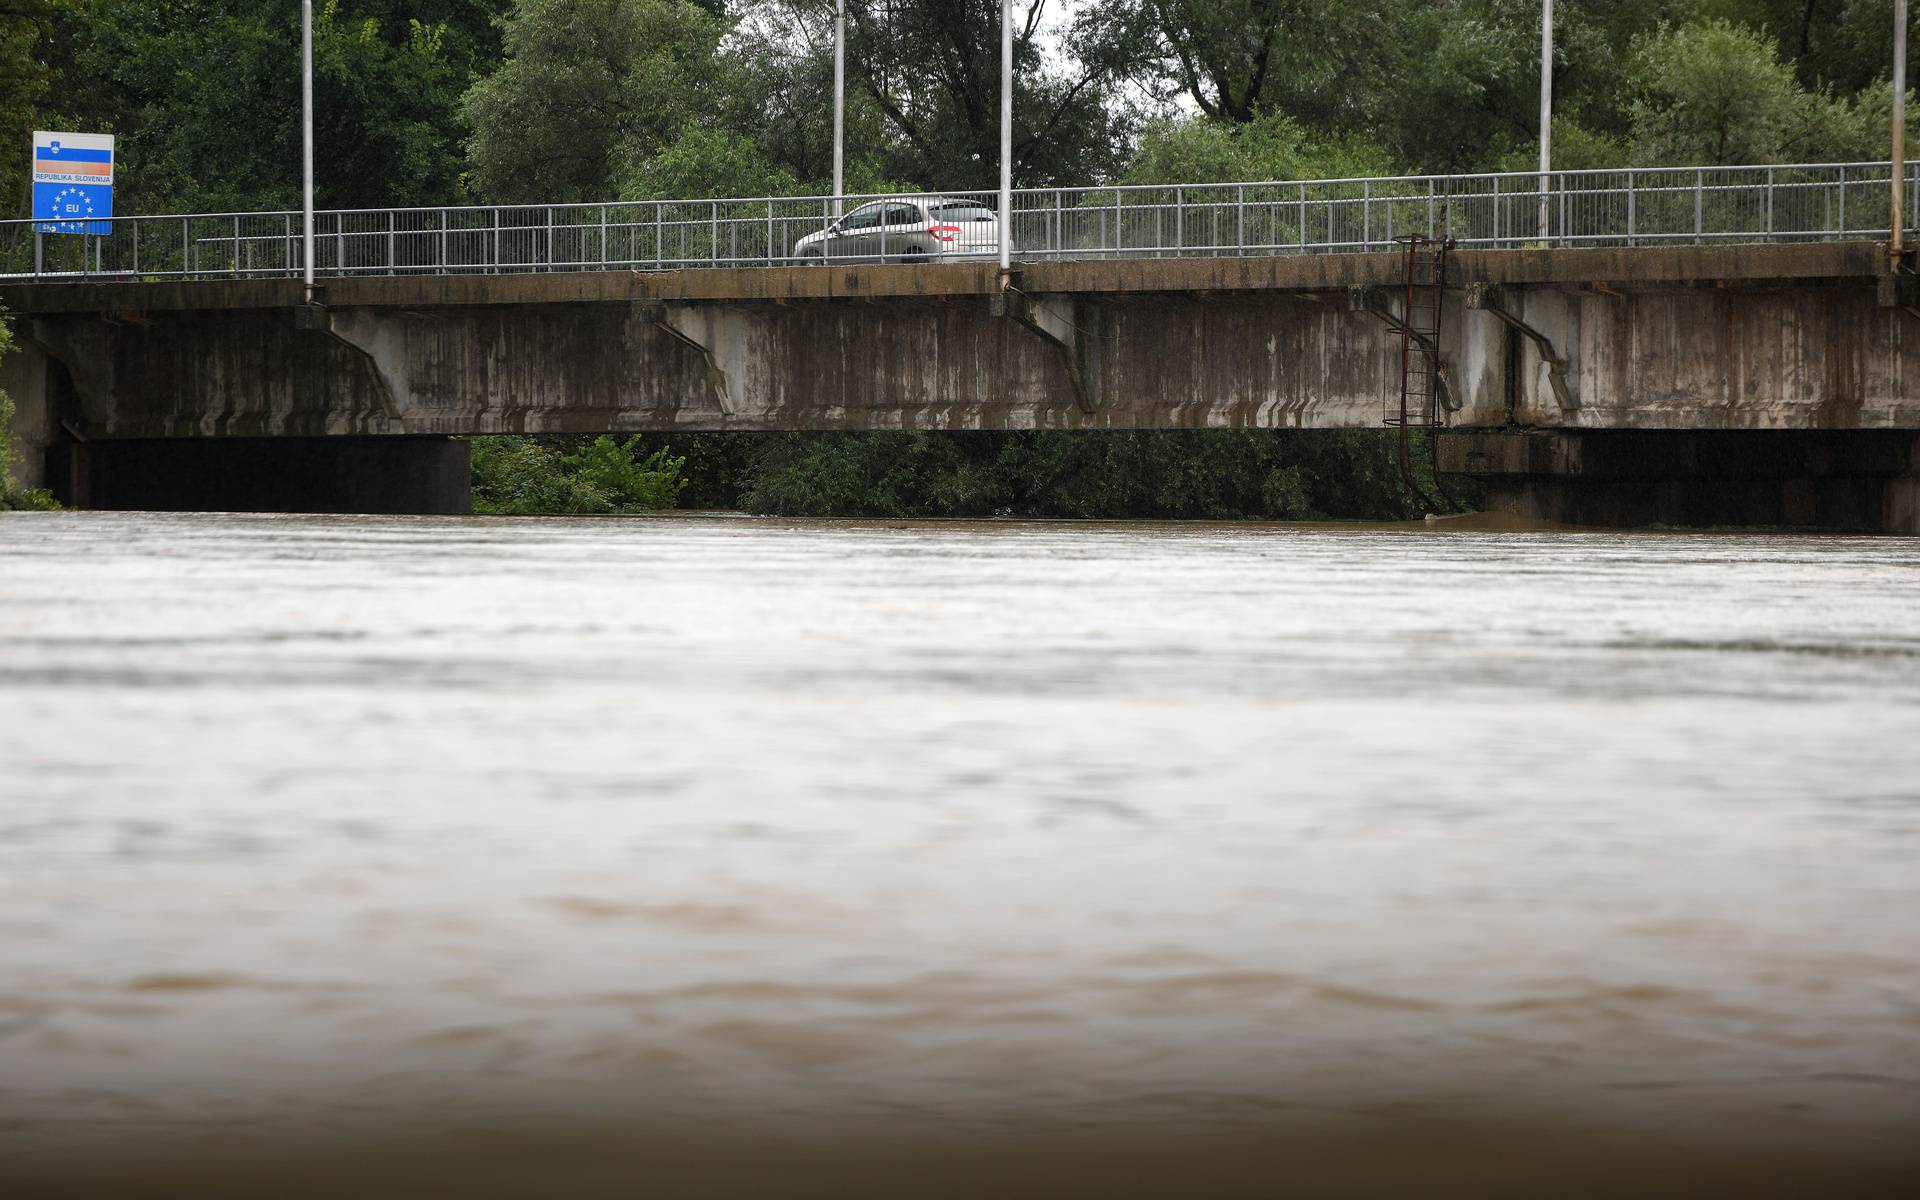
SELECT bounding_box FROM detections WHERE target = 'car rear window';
[928,204,996,221]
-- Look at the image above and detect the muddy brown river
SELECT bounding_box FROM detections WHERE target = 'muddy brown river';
[0,512,1915,1196]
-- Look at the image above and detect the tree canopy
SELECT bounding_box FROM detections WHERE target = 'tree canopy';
[3,0,1915,218]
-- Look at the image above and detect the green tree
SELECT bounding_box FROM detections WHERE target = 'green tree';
[1701,1,1908,95]
[1122,111,1397,185]
[1074,0,1398,133]
[1628,18,1892,164]
[620,126,805,201]
[833,0,1132,189]
[34,1,481,213]
[1,0,61,219]
[0,312,59,511]
[735,430,1437,521]
[462,0,728,202]
[717,1,907,191]
[470,433,686,513]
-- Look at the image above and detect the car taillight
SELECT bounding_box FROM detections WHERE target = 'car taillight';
[929,224,961,242]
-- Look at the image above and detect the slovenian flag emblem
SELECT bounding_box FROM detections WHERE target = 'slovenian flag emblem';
[35,140,113,178]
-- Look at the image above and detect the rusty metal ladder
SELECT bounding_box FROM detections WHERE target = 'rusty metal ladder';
[1385,234,1454,510]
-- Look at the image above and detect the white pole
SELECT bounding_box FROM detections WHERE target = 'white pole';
[832,0,845,218]
[999,0,1012,272]
[302,0,315,299]
[1538,0,1553,243]
[1895,0,1908,256]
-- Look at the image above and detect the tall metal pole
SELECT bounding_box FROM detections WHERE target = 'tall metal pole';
[302,0,316,300]
[832,0,845,218]
[1538,0,1553,243]
[1895,0,1908,257]
[998,0,1012,272]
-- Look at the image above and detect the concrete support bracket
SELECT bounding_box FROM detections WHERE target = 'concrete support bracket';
[997,284,1101,415]
[640,303,736,417]
[1877,262,1920,320]
[1351,286,1438,360]
[1465,282,1577,413]
[316,307,406,422]
[22,317,118,433]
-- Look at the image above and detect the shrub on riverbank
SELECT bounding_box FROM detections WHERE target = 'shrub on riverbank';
[470,434,686,515]
[734,430,1466,521]
[469,430,1472,521]
[0,318,59,512]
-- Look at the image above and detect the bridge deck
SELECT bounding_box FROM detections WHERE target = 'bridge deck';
[0,242,1897,315]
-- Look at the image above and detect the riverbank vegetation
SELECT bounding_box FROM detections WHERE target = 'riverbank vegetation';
[0,385,57,511]
[487,429,1467,520]
[0,317,58,512]
[5,2,1911,517]
[470,434,687,514]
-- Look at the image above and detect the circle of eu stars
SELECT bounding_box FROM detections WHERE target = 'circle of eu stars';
[48,185,97,233]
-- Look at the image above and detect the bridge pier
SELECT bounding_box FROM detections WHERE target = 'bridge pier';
[1439,430,1920,533]
[47,436,472,515]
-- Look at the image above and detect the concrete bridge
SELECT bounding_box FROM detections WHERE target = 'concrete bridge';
[4,164,1920,529]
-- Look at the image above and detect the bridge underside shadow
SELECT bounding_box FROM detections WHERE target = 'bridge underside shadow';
[44,436,472,515]
[1439,429,1920,532]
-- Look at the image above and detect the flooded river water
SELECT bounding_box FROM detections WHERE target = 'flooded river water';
[0,512,1916,1195]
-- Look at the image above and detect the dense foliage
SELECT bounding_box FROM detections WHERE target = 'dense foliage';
[0,315,59,511]
[730,430,1447,520]
[4,2,1913,517]
[470,434,687,513]
[13,1,1904,229]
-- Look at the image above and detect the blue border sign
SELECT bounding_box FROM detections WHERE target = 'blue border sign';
[34,131,114,236]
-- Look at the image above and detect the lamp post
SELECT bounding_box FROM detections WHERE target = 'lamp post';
[832,0,845,217]
[1538,0,1553,243]
[999,0,1011,272]
[1895,0,1908,257]
[302,0,315,301]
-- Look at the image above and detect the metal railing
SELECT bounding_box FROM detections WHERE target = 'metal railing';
[4,161,1917,283]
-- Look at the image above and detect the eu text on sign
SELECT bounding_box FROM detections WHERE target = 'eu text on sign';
[34,131,115,236]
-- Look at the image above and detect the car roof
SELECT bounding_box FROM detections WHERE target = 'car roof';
[850,196,994,210]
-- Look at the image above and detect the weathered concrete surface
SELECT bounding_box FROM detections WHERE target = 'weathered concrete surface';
[14,294,1405,436]
[4,243,1919,441]
[0,242,1895,314]
[6,243,1920,524]
[1493,284,1920,431]
[1438,430,1920,532]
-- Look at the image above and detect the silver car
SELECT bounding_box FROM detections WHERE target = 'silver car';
[793,196,1000,263]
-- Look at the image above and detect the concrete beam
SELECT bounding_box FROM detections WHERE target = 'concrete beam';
[2,242,1898,317]
[1464,283,1576,413]
[997,287,1101,414]
[21,317,118,431]
[11,243,1920,438]
[316,307,405,422]
[638,303,737,416]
